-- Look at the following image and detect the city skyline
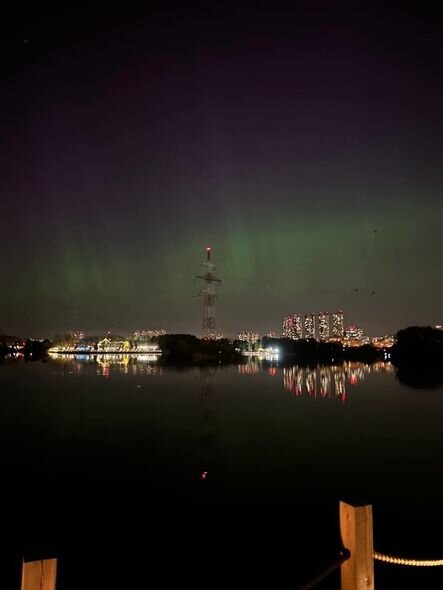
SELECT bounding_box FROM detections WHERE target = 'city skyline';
[1,305,437,341]
[1,5,443,337]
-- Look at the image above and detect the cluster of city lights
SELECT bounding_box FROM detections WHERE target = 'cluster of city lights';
[237,331,260,344]
[133,329,166,337]
[282,310,344,340]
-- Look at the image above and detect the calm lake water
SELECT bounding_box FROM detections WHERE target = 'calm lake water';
[0,354,442,588]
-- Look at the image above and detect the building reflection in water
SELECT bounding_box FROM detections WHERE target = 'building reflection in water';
[48,353,162,377]
[282,362,394,401]
[238,358,260,375]
[238,357,394,403]
[238,352,279,376]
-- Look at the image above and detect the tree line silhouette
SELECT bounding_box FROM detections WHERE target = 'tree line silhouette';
[1,327,443,387]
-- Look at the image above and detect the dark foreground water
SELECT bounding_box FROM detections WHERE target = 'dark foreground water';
[0,355,442,588]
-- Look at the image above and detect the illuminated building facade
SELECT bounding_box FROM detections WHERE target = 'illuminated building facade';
[237,331,259,352]
[237,331,260,344]
[292,314,302,339]
[133,329,166,338]
[304,313,315,339]
[345,325,364,340]
[332,310,344,338]
[282,314,302,339]
[281,310,347,341]
[318,312,330,341]
[371,335,395,348]
[282,317,291,338]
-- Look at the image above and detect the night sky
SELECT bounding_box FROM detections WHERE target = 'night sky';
[2,3,443,338]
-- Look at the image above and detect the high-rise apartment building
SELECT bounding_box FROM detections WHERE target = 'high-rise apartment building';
[237,331,260,345]
[318,312,330,341]
[293,314,302,339]
[282,317,292,338]
[304,313,315,339]
[332,310,344,338]
[346,325,364,340]
[282,314,302,339]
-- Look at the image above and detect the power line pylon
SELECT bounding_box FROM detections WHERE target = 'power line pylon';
[195,247,222,339]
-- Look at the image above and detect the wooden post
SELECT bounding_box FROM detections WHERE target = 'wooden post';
[340,501,374,590]
[21,558,57,590]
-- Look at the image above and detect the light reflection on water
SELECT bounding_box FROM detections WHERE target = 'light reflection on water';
[49,352,163,377]
[48,353,395,403]
[281,362,394,401]
[0,355,442,588]
[238,356,394,401]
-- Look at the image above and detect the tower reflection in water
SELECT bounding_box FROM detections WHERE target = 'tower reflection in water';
[199,366,218,483]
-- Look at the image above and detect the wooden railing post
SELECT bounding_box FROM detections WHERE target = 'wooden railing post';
[340,501,374,590]
[21,558,57,590]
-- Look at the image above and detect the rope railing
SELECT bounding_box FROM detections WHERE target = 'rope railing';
[340,501,443,589]
[373,551,443,567]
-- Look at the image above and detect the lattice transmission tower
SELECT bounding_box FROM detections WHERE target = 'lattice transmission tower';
[195,247,222,339]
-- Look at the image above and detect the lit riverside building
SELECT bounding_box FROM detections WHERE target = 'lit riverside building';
[332,310,344,338]
[282,315,302,339]
[304,313,315,339]
[318,312,330,341]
